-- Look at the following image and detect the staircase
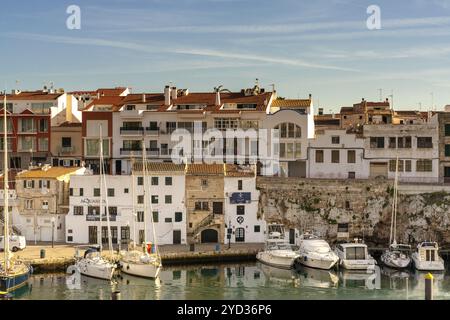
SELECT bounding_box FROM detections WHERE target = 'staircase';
[190,213,215,237]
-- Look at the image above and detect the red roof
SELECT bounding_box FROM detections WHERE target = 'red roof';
[4,91,63,101]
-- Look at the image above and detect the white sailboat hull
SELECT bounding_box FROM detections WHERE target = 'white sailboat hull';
[381,251,411,269]
[411,253,445,271]
[256,250,299,269]
[120,261,161,278]
[75,258,115,280]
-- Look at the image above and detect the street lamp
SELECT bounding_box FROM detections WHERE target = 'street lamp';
[51,217,56,248]
[227,220,232,249]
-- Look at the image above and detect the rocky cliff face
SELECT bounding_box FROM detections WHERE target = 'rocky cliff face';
[257,177,450,246]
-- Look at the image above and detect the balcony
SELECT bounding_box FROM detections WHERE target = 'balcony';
[59,146,75,154]
[86,214,117,222]
[145,127,160,136]
[120,127,144,135]
[120,148,143,155]
[146,148,160,157]
[18,129,37,134]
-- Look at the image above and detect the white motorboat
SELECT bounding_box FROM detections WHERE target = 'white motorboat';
[73,246,116,280]
[295,232,339,270]
[381,157,412,269]
[411,242,445,271]
[120,249,162,279]
[256,224,300,269]
[334,239,376,271]
[380,243,411,269]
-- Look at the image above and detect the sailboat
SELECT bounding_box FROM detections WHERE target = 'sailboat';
[380,156,411,269]
[119,139,162,279]
[0,91,32,295]
[71,125,116,280]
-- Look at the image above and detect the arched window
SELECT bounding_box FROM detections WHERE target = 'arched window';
[274,123,302,138]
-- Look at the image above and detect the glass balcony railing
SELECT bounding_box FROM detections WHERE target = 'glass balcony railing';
[120,127,144,135]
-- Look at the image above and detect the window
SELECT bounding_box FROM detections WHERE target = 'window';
[165,177,172,185]
[69,188,73,196]
[151,195,158,204]
[108,207,117,216]
[88,206,100,215]
[62,137,72,148]
[280,143,286,158]
[201,179,208,187]
[238,180,243,190]
[286,143,294,158]
[31,102,52,114]
[347,150,356,163]
[446,145,450,157]
[39,119,48,133]
[331,150,340,163]
[405,136,412,148]
[165,217,172,223]
[42,201,49,209]
[107,188,114,197]
[175,212,182,222]
[389,137,396,149]
[348,172,355,179]
[137,176,143,186]
[405,160,412,172]
[79,188,83,196]
[94,188,100,197]
[345,201,351,209]
[85,138,109,157]
[38,137,49,152]
[151,177,159,185]
[121,227,130,240]
[152,211,159,223]
[166,122,177,134]
[165,195,172,204]
[125,105,136,111]
[67,236,73,242]
[417,137,433,148]
[19,118,34,133]
[237,205,245,215]
[124,188,129,194]
[25,200,33,209]
[213,202,223,214]
[254,225,261,232]
[445,124,450,136]
[416,159,433,172]
[331,136,340,144]
[24,180,35,189]
[73,206,84,215]
[137,195,144,204]
[295,143,302,158]
[195,201,209,210]
[137,211,144,222]
[346,247,366,260]
[315,150,324,163]
[18,136,36,151]
[370,137,384,148]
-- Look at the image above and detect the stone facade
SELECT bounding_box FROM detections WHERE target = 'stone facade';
[257,177,450,246]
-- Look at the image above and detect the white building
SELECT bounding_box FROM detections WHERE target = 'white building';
[363,116,439,183]
[308,129,368,179]
[65,163,187,246]
[223,165,265,244]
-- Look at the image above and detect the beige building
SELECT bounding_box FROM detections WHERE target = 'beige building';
[185,164,225,244]
[15,166,87,242]
[51,122,83,167]
[437,110,450,183]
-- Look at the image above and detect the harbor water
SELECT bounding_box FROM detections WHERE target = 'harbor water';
[8,262,450,300]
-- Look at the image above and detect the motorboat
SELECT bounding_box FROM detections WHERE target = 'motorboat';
[380,243,411,269]
[72,246,116,281]
[295,232,339,270]
[411,241,445,271]
[256,224,300,269]
[334,239,376,271]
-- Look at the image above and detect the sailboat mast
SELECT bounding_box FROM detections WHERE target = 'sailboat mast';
[3,92,10,271]
[99,124,113,255]
[142,138,147,246]
[131,156,136,247]
[393,156,399,244]
[98,125,103,252]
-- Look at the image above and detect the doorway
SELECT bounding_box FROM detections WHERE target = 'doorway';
[235,227,245,242]
[201,229,218,243]
[88,226,97,244]
[173,230,181,244]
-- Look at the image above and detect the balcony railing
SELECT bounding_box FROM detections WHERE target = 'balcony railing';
[146,148,160,157]
[18,128,37,134]
[86,214,117,222]
[120,127,144,135]
[60,146,75,153]
[145,127,160,135]
[120,148,143,155]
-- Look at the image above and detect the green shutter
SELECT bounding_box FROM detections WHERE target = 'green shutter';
[446,145,450,157]
[445,124,450,136]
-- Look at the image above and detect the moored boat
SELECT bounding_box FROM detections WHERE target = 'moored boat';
[334,239,376,271]
[295,232,339,270]
[411,241,445,271]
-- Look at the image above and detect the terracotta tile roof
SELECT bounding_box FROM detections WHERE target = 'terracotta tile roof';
[4,91,63,101]
[69,87,128,97]
[224,164,255,177]
[16,167,82,179]
[82,96,125,111]
[132,162,185,173]
[186,164,224,175]
[271,99,311,108]
[56,121,82,127]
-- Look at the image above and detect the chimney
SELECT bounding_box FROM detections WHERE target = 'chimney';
[309,94,312,99]
[97,92,100,99]
[215,91,221,106]
[171,87,177,100]
[318,108,323,115]
[164,85,171,106]
[142,94,146,103]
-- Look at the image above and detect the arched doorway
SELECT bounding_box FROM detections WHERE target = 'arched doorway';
[201,229,218,243]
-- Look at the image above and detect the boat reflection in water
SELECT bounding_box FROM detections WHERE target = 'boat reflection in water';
[257,262,298,287]
[339,265,381,290]
[294,265,339,289]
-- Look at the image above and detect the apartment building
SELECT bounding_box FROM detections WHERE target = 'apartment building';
[50,122,83,167]
[308,129,368,179]
[0,175,20,237]
[437,108,450,183]
[65,162,186,245]
[14,166,86,242]
[363,115,439,183]
[340,98,392,131]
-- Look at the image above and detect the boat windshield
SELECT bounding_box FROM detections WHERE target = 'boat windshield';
[345,247,366,260]
[268,242,293,251]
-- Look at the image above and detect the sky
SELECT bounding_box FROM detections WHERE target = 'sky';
[1,0,450,112]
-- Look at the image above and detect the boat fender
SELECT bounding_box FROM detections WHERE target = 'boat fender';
[29,265,34,275]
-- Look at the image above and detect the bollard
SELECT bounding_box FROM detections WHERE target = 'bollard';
[425,273,433,300]
[112,291,121,300]
[40,249,46,259]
